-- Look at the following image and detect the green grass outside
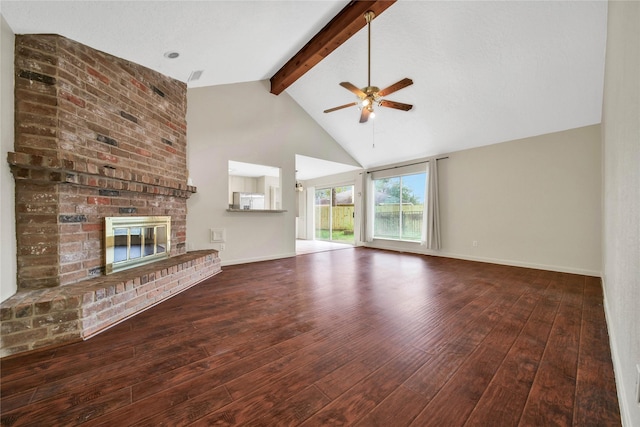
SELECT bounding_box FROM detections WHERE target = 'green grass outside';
[315,229,354,243]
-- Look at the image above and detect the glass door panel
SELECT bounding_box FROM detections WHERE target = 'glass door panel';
[332,186,354,243]
[314,188,331,240]
[314,185,355,244]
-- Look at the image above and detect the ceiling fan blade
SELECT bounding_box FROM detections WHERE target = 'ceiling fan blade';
[379,100,413,111]
[359,107,371,123]
[340,82,366,98]
[378,78,414,97]
[324,102,358,113]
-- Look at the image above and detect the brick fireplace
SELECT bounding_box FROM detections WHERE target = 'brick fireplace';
[0,35,221,357]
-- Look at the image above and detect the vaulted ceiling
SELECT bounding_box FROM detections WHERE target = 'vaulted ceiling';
[1,1,608,173]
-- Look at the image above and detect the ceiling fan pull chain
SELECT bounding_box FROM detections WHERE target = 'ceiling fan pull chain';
[372,120,376,149]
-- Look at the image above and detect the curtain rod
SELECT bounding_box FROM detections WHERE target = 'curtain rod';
[366,156,449,174]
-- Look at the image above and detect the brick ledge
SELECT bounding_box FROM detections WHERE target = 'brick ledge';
[0,250,220,358]
[8,151,197,197]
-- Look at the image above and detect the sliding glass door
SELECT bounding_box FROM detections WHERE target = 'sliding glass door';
[314,185,354,244]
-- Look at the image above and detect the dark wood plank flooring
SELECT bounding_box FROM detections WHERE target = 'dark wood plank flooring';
[0,248,621,426]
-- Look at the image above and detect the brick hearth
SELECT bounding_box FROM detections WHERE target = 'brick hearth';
[2,34,221,357]
[0,251,221,358]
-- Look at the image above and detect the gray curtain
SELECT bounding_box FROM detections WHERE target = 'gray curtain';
[360,172,374,243]
[422,159,441,250]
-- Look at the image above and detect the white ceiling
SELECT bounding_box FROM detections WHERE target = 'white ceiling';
[1,0,608,174]
[0,0,346,87]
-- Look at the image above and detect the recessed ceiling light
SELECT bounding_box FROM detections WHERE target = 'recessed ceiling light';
[164,51,180,59]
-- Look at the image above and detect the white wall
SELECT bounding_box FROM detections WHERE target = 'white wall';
[186,80,360,265]
[0,14,16,302]
[366,125,602,276]
[601,1,640,425]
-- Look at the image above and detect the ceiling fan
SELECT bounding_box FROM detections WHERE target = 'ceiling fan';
[324,10,414,124]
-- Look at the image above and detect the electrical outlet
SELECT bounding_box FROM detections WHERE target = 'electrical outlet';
[220,243,225,251]
[472,240,478,247]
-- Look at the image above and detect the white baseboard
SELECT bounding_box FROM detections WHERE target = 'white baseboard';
[220,252,296,267]
[363,242,601,277]
[602,278,632,427]
[437,252,602,277]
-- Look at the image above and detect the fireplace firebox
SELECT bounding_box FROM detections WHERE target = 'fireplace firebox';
[105,216,171,274]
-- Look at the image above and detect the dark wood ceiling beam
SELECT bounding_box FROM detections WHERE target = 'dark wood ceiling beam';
[269,0,396,95]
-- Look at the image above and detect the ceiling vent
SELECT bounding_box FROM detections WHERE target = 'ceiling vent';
[188,70,204,82]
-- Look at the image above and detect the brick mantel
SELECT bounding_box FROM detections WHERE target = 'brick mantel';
[8,151,197,197]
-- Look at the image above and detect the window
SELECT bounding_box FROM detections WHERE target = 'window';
[373,172,426,242]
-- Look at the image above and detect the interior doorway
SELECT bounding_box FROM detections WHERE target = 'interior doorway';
[314,185,355,244]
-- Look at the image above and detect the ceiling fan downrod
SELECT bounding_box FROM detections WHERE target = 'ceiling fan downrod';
[365,11,375,89]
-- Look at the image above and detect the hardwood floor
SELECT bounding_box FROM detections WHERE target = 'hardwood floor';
[0,248,620,426]
[295,239,353,255]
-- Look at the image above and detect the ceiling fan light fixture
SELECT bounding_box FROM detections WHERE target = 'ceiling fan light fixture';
[323,10,414,123]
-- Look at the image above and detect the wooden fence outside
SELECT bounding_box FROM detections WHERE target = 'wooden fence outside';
[374,211,423,240]
[314,204,424,240]
[315,205,354,231]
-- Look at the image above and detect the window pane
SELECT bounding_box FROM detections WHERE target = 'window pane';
[373,173,426,242]
[374,177,401,239]
[400,173,426,241]
[332,186,355,243]
[315,188,331,240]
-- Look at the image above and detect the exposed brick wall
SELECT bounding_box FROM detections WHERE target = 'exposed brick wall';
[15,34,187,178]
[14,181,60,289]
[55,181,188,285]
[10,34,194,289]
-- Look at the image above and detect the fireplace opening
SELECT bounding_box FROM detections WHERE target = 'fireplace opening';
[105,216,171,274]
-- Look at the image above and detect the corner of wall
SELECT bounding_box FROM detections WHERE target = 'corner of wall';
[600,276,633,427]
[1,14,17,302]
[601,0,640,425]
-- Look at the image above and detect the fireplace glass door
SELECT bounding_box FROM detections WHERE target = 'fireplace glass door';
[105,217,171,274]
